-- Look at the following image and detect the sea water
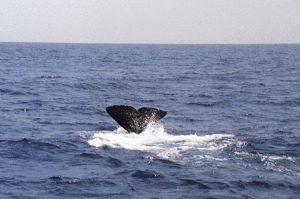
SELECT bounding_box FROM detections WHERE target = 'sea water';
[0,43,299,198]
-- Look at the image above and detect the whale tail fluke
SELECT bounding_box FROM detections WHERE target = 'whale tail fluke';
[106,105,167,134]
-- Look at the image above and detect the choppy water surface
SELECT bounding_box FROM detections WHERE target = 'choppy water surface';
[0,43,299,198]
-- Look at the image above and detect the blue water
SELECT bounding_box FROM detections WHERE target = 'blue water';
[0,43,299,198]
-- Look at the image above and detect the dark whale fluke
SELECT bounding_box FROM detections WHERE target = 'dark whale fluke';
[106,105,167,134]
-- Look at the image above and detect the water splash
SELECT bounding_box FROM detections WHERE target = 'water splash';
[86,123,241,162]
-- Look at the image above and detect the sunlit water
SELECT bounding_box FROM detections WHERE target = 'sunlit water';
[0,43,299,198]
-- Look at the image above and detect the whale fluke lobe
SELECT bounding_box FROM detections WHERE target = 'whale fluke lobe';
[106,105,167,134]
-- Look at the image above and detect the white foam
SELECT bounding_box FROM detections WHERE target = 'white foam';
[234,151,299,164]
[87,123,240,162]
[234,151,300,176]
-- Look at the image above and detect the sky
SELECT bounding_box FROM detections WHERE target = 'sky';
[0,0,299,44]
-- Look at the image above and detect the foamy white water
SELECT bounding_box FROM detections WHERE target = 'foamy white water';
[87,123,242,162]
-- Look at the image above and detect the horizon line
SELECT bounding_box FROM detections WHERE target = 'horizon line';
[0,41,299,45]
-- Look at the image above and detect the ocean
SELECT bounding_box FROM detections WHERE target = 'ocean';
[0,43,299,198]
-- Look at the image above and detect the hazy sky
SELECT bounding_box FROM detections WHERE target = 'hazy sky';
[1,0,299,44]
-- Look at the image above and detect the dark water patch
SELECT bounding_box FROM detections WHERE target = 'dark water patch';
[280,79,300,83]
[268,136,287,146]
[1,138,60,151]
[100,145,112,150]
[48,176,117,186]
[206,181,230,190]
[1,176,125,198]
[0,88,40,96]
[229,179,293,193]
[254,99,300,107]
[107,82,131,90]
[274,130,294,135]
[25,99,44,107]
[150,181,179,191]
[250,82,266,87]
[151,158,182,169]
[180,179,210,189]
[212,74,234,82]
[0,88,11,93]
[95,124,117,131]
[107,157,124,168]
[188,94,214,98]
[187,102,220,107]
[39,75,62,79]
[50,176,63,180]
[281,98,300,106]
[287,142,300,147]
[280,118,300,124]
[69,106,99,115]
[101,57,114,63]
[79,152,104,159]
[245,135,300,158]
[173,116,203,123]
[0,138,62,161]
[159,91,177,96]
[114,169,134,176]
[131,170,163,179]
[244,180,272,188]
[287,183,300,194]
[74,82,103,91]
[241,112,257,118]
[43,177,126,198]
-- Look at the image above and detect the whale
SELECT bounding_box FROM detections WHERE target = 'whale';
[106,105,167,134]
